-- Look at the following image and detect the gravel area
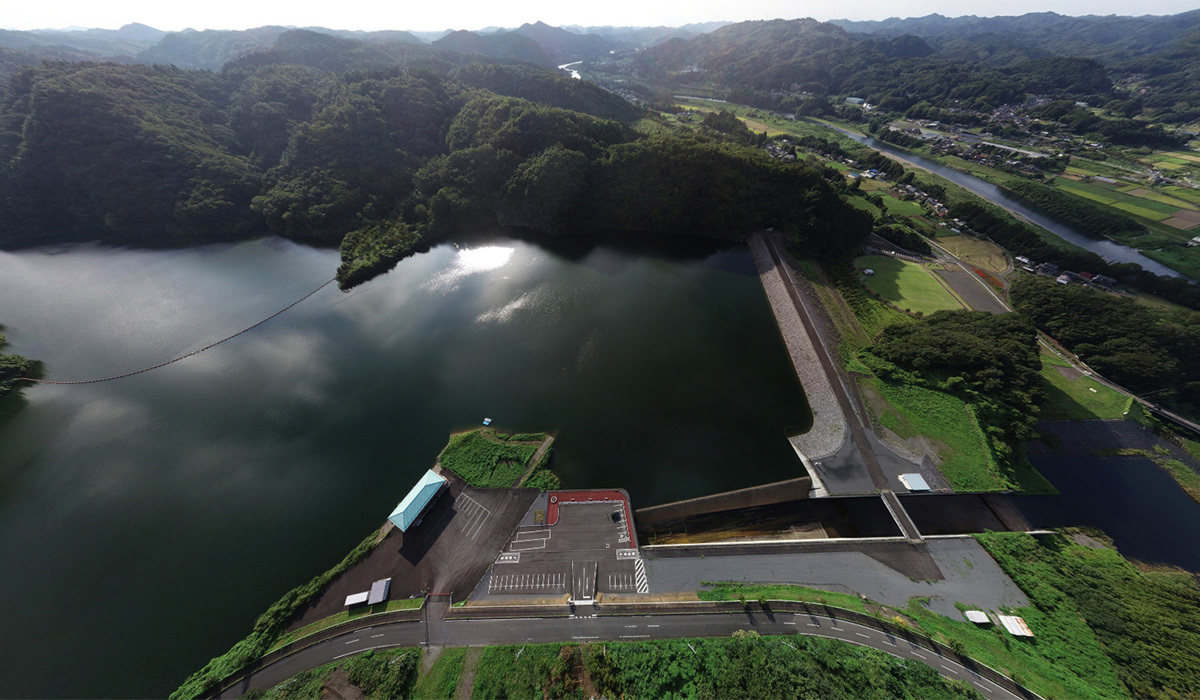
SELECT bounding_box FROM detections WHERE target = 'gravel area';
[748,235,847,460]
[935,267,1010,314]
[647,537,1029,618]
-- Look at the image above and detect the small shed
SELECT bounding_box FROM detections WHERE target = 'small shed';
[899,473,930,492]
[388,469,448,532]
[368,578,392,605]
[344,591,370,607]
[864,269,875,276]
[964,610,990,624]
[1056,274,1070,285]
[998,614,1034,637]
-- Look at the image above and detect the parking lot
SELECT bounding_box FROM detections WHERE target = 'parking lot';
[475,491,649,602]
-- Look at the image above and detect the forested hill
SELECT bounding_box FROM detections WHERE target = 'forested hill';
[830,11,1200,64]
[0,30,871,288]
[635,13,1200,124]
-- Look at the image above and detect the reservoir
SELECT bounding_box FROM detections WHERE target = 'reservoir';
[822,123,1189,280]
[0,232,810,697]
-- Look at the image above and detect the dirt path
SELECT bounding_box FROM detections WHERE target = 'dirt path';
[454,648,482,700]
[515,436,554,486]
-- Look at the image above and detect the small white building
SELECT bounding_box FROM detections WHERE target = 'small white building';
[963,610,990,624]
[899,473,930,492]
[998,615,1034,637]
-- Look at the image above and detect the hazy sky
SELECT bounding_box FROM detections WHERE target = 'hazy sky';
[5,0,1196,32]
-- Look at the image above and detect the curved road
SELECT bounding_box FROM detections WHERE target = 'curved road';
[219,607,1025,700]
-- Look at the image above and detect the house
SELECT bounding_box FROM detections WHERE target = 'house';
[1036,262,1060,276]
[1079,271,1095,281]
[1092,274,1117,288]
[1188,236,1200,247]
[1015,255,1032,265]
[1056,274,1070,285]
[844,97,865,105]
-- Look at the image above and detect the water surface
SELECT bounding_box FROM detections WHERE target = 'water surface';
[0,232,810,697]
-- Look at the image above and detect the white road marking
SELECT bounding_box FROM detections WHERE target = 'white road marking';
[572,636,598,640]
[941,665,959,675]
[784,622,797,625]
[856,632,871,639]
[912,652,927,659]
[620,635,649,639]
[646,624,659,628]
[345,639,359,645]
[625,625,637,628]
[370,634,385,639]
[807,623,819,627]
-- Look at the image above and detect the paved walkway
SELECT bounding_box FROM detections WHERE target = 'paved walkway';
[644,536,1028,619]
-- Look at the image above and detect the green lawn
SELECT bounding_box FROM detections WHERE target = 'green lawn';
[1038,353,1133,420]
[881,194,926,217]
[853,255,963,315]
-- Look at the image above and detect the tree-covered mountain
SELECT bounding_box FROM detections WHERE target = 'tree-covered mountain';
[831,11,1200,64]
[511,22,620,64]
[432,30,553,68]
[0,29,870,290]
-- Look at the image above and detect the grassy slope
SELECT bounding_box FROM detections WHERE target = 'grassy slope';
[853,255,963,315]
[412,648,467,700]
[977,531,1200,700]
[863,375,1006,491]
[1038,351,1133,420]
[470,638,979,700]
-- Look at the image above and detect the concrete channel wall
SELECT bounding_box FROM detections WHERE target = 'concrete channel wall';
[747,234,848,462]
[633,477,812,528]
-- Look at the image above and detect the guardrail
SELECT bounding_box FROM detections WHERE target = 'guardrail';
[211,602,425,698]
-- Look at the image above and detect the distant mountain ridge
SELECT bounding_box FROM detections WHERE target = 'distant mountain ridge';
[830,11,1200,63]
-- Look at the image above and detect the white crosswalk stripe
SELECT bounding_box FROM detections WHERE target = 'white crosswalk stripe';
[634,558,649,594]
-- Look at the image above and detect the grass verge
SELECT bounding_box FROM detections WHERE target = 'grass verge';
[267,598,424,653]
[413,647,467,700]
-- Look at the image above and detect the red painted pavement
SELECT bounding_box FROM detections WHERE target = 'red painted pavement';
[545,489,636,547]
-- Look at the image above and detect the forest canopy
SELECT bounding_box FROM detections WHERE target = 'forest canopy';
[0,40,871,289]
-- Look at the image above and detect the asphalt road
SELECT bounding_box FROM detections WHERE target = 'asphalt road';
[219,605,1023,700]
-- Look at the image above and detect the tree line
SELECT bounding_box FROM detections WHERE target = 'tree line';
[0,45,872,289]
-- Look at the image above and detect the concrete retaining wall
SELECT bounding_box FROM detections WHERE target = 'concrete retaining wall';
[634,477,811,528]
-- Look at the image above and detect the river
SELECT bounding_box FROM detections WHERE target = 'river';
[816,121,1188,279]
[0,231,811,697]
[557,61,582,79]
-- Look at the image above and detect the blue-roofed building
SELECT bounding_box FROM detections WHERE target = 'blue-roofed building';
[389,470,448,531]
